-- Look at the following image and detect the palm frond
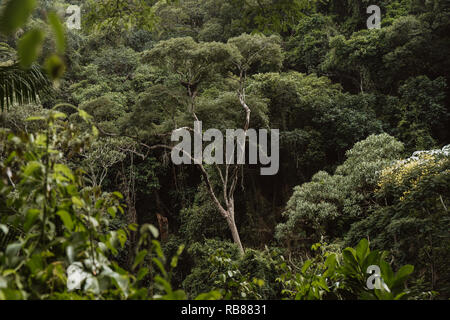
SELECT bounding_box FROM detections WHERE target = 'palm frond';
[0,42,51,112]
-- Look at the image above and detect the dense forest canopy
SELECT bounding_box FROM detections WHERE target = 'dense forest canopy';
[0,0,449,300]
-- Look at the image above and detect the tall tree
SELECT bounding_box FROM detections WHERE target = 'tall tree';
[142,34,283,254]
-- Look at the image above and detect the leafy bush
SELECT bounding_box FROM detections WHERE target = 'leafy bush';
[346,145,450,298]
[277,239,415,300]
[0,107,206,300]
[276,134,404,251]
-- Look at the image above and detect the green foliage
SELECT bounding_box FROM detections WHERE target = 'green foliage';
[0,104,48,133]
[346,145,450,297]
[0,108,127,299]
[182,239,240,298]
[1,0,448,301]
[397,76,449,151]
[277,239,414,300]
[94,46,139,77]
[179,189,230,244]
[0,0,36,35]
[143,36,233,91]
[0,107,215,300]
[231,0,315,34]
[83,0,166,33]
[250,72,384,188]
[0,49,50,111]
[129,84,185,139]
[276,134,404,250]
[0,0,70,112]
[338,239,414,300]
[182,239,284,299]
[17,29,45,69]
[227,33,284,74]
[208,248,266,299]
[285,13,337,73]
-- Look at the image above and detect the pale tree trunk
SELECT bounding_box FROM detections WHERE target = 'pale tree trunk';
[196,162,245,255]
[225,204,244,254]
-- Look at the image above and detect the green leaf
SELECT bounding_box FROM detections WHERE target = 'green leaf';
[363,250,382,270]
[3,269,16,276]
[0,224,8,235]
[342,248,359,273]
[154,275,171,294]
[394,292,407,300]
[395,264,414,279]
[66,245,74,263]
[117,229,127,248]
[48,12,66,54]
[26,116,45,121]
[325,253,337,269]
[51,111,67,120]
[254,278,265,287]
[152,258,168,278]
[23,161,42,177]
[0,276,7,289]
[106,232,119,255]
[110,273,129,294]
[379,260,394,286]
[133,250,148,270]
[195,291,222,300]
[56,210,73,231]
[136,267,149,281]
[355,238,369,264]
[92,125,99,137]
[149,225,160,238]
[6,243,22,260]
[54,164,74,182]
[152,240,165,260]
[18,29,45,68]
[26,254,43,274]
[301,260,312,274]
[24,208,40,232]
[140,224,159,238]
[128,223,138,231]
[71,196,84,208]
[392,265,414,289]
[44,54,66,80]
[112,191,123,199]
[374,287,394,300]
[176,244,185,256]
[95,199,104,209]
[107,207,117,218]
[78,109,92,121]
[167,289,187,300]
[0,0,36,35]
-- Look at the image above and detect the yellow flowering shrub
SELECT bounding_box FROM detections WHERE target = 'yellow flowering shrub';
[377,149,450,202]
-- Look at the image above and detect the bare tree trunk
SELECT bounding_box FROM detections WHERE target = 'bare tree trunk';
[225,204,244,254]
[155,192,169,242]
[156,213,169,242]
